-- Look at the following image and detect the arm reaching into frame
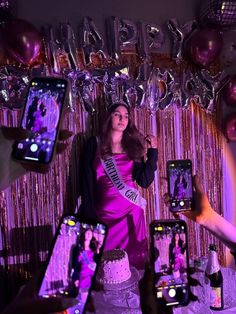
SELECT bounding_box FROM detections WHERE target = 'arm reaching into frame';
[170,175,236,254]
[0,126,73,191]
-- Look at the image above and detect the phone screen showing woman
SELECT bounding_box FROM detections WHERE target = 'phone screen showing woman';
[151,220,190,307]
[38,215,107,314]
[12,77,68,164]
[167,159,194,212]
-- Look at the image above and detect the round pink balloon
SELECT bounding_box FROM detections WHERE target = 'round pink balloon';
[225,114,236,141]
[189,29,223,67]
[223,76,236,106]
[4,18,42,65]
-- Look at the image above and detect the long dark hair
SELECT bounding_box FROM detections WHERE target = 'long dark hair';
[99,104,145,161]
[78,229,96,252]
[174,174,187,196]
[169,233,185,266]
[170,233,183,248]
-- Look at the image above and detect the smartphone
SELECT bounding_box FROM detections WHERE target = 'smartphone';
[12,77,68,164]
[38,214,107,314]
[150,219,190,307]
[166,159,194,212]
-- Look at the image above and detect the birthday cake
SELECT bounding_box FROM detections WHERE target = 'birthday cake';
[97,249,131,284]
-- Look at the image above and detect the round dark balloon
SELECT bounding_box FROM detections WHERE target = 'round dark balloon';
[189,28,223,67]
[4,18,42,65]
[223,76,236,106]
[224,113,236,141]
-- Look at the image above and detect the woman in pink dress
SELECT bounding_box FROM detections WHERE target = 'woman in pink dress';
[169,233,186,282]
[173,174,187,200]
[70,228,96,312]
[32,101,44,133]
[79,102,158,269]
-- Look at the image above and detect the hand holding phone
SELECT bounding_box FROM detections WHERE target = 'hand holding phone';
[177,175,214,226]
[1,278,78,314]
[38,214,107,314]
[12,77,69,165]
[166,160,194,213]
[150,220,190,307]
[139,263,174,314]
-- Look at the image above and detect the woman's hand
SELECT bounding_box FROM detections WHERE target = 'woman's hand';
[145,134,158,149]
[180,175,214,226]
[139,263,173,314]
[1,273,78,314]
[165,174,236,253]
[164,175,214,226]
[139,262,200,314]
[2,126,73,174]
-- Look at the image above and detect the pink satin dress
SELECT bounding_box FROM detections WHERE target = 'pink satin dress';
[78,249,95,290]
[93,153,147,269]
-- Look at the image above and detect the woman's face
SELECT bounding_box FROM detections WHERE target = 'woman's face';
[175,233,180,243]
[111,105,129,132]
[84,229,93,241]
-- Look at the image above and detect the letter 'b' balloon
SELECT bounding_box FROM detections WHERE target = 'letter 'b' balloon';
[189,28,223,67]
[4,18,42,65]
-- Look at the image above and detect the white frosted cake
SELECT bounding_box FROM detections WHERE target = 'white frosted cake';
[97,249,131,284]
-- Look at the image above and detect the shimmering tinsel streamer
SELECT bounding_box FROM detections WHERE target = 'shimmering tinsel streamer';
[154,102,224,263]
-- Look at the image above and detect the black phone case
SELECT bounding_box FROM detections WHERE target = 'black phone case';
[38,213,108,313]
[12,77,69,165]
[166,159,194,213]
[150,219,190,307]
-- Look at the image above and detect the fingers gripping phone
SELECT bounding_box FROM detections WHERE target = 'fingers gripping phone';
[150,220,190,307]
[12,77,68,164]
[38,214,107,314]
[167,159,194,212]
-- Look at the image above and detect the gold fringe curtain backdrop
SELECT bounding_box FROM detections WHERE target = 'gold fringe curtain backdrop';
[0,67,224,306]
[147,102,224,264]
[132,102,224,264]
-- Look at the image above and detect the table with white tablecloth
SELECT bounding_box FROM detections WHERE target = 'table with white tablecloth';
[92,267,236,314]
[174,267,236,314]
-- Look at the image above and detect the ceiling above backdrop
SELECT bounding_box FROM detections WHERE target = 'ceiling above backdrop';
[15,0,199,35]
